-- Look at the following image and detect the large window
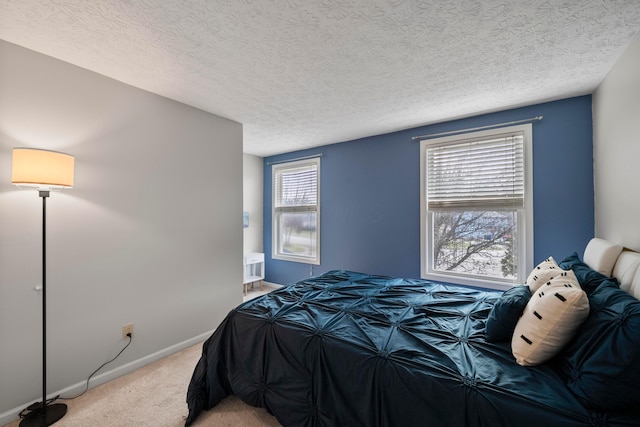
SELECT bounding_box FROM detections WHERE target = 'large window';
[420,124,533,289]
[272,157,320,264]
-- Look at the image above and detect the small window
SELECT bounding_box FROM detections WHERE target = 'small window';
[272,158,320,264]
[420,124,533,289]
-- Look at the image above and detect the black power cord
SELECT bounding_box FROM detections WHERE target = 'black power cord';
[19,333,133,419]
[61,333,133,400]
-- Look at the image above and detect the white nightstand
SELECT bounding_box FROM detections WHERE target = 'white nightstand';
[243,252,265,295]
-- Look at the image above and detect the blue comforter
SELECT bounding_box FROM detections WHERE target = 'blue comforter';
[185,270,638,426]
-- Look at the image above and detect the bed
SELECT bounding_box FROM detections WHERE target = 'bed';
[185,238,640,426]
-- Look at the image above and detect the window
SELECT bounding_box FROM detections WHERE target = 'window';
[420,124,533,289]
[272,158,320,264]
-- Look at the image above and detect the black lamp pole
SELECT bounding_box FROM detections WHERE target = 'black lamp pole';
[20,191,67,427]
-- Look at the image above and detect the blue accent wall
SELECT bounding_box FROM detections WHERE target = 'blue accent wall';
[264,96,594,287]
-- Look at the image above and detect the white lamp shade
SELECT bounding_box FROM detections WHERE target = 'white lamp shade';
[11,148,75,189]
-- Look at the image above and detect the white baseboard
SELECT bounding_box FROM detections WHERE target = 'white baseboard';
[0,330,214,426]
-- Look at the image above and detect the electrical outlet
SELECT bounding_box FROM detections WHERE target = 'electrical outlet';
[122,323,134,338]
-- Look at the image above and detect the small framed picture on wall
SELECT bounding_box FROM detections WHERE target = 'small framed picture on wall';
[243,211,249,228]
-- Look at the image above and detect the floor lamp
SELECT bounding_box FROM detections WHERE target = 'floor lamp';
[11,148,75,427]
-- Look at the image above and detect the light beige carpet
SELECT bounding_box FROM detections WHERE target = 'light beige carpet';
[3,342,281,427]
[4,287,280,427]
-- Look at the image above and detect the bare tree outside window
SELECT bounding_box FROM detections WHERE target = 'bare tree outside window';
[432,211,517,280]
[279,212,317,258]
[280,188,310,247]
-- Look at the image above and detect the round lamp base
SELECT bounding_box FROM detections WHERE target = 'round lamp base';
[19,403,67,427]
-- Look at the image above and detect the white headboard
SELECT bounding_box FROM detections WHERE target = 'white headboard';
[584,238,640,299]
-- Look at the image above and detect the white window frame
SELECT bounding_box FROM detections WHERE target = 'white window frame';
[419,124,533,290]
[272,157,320,265]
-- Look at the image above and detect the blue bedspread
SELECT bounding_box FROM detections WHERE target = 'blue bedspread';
[185,270,639,426]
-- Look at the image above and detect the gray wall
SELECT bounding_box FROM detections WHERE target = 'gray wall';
[243,153,264,254]
[593,34,640,251]
[0,40,243,420]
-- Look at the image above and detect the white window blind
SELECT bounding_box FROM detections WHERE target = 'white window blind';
[426,132,525,209]
[274,163,318,210]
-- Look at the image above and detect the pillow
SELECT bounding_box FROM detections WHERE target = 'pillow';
[629,267,640,300]
[612,251,640,298]
[485,285,531,343]
[526,257,569,293]
[525,257,557,292]
[559,253,614,295]
[512,274,589,366]
[555,280,640,411]
[583,238,623,277]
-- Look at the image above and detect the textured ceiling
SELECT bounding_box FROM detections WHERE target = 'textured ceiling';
[2,1,640,157]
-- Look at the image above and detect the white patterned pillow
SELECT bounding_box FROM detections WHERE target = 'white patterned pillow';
[526,256,573,292]
[512,273,589,366]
